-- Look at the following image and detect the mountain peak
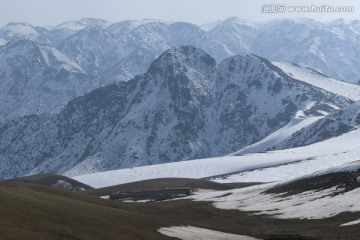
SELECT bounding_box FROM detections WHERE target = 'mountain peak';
[1,22,39,40]
[224,16,253,24]
[156,45,215,63]
[4,22,35,29]
[78,18,109,25]
[148,45,216,76]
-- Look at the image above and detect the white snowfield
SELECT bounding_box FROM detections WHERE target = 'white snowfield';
[158,226,261,240]
[233,109,323,155]
[191,182,360,220]
[191,161,360,220]
[73,127,360,188]
[271,61,360,101]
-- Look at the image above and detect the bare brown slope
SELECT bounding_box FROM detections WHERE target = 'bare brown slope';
[0,182,171,240]
[2,173,93,191]
[82,177,231,197]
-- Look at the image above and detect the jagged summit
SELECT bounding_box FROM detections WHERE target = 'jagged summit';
[148,45,216,76]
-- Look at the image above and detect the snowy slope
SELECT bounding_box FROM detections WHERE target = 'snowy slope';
[234,114,323,155]
[73,126,360,188]
[59,26,125,79]
[43,18,112,46]
[271,61,360,101]
[54,18,111,31]
[277,101,360,148]
[107,19,172,37]
[0,39,100,121]
[207,17,258,54]
[214,105,360,183]
[249,18,360,83]
[236,101,360,155]
[191,160,360,221]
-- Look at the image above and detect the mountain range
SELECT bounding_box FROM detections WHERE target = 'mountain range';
[1,17,360,180]
[0,45,359,179]
[1,17,360,121]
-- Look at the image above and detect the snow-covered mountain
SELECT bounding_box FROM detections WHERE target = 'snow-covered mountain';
[2,17,360,85]
[106,19,163,37]
[1,17,360,123]
[0,22,51,46]
[269,101,360,151]
[233,62,360,154]
[0,46,355,179]
[41,18,112,47]
[207,17,258,54]
[249,18,360,83]
[59,26,125,80]
[235,101,360,155]
[167,22,230,60]
[60,20,231,83]
[0,18,112,48]
[0,38,101,121]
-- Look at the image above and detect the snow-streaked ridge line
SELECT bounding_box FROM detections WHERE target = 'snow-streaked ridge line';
[271,61,360,101]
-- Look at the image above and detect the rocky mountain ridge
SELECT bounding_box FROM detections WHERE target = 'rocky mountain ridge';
[0,45,356,179]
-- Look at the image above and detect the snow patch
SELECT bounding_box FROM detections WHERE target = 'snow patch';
[340,219,360,227]
[191,183,360,220]
[158,226,261,240]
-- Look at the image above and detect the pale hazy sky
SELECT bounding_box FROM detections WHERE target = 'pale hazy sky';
[0,0,359,27]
